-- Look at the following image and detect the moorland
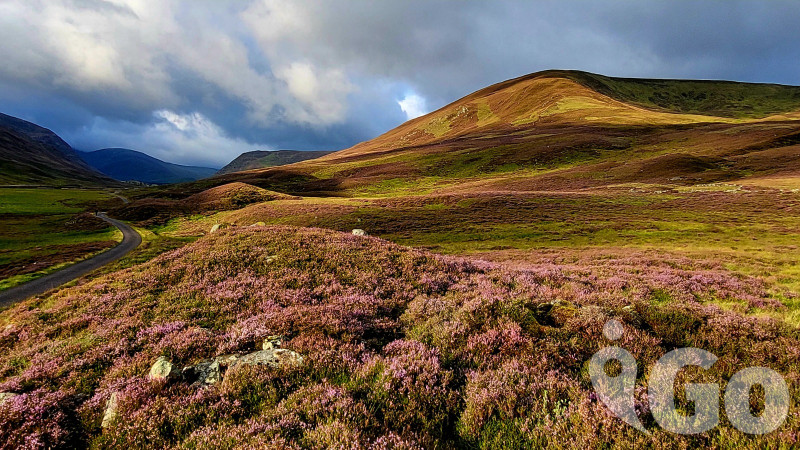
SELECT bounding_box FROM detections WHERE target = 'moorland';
[2,70,800,448]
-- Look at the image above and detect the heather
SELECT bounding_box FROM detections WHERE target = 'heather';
[1,226,799,448]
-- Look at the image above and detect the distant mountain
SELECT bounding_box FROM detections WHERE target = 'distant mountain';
[0,113,113,186]
[79,148,217,185]
[217,150,334,175]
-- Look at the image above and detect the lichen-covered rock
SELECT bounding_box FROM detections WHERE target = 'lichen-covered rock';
[351,229,368,236]
[148,356,179,381]
[534,300,578,326]
[101,393,119,428]
[262,335,283,350]
[183,347,304,386]
[250,222,266,227]
[192,360,223,385]
[184,354,240,385]
[0,392,18,405]
[238,348,304,368]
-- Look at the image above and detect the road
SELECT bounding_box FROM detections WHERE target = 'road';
[0,213,141,308]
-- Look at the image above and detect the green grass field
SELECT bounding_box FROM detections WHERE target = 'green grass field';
[0,188,114,214]
[0,188,122,290]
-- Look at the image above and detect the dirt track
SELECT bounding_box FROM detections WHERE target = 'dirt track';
[0,213,141,308]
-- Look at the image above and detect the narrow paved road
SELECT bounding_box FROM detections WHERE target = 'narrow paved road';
[0,214,141,308]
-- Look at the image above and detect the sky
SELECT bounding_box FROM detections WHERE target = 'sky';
[1,1,799,168]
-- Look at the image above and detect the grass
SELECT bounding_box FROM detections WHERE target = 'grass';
[0,188,123,290]
[562,70,800,118]
[0,188,114,215]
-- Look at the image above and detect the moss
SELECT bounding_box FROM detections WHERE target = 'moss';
[423,116,452,137]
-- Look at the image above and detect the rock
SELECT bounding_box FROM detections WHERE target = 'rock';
[238,348,304,369]
[250,222,266,227]
[352,229,368,236]
[0,392,18,405]
[148,356,179,381]
[182,348,303,387]
[210,223,228,234]
[191,360,223,385]
[184,354,240,386]
[262,335,283,350]
[101,393,119,428]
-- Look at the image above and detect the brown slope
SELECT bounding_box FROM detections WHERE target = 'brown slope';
[155,71,800,197]
[324,70,784,161]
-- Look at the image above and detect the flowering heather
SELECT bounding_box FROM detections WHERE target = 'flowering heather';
[0,226,798,448]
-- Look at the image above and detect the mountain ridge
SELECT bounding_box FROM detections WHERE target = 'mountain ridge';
[79,148,217,185]
[0,113,114,186]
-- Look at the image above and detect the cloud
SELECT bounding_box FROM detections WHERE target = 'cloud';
[274,62,353,125]
[0,1,799,166]
[67,110,266,168]
[397,93,428,121]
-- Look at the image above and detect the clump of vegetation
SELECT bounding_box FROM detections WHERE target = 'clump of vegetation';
[1,226,797,448]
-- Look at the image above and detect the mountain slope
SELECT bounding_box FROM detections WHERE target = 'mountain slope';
[153,70,800,197]
[217,150,335,175]
[0,113,113,186]
[330,70,800,159]
[80,148,217,184]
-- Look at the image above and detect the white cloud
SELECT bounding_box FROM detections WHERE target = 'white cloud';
[274,62,353,125]
[397,93,428,120]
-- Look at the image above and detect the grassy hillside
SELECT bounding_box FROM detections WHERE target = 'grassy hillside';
[0,188,122,290]
[153,71,800,199]
[563,70,800,118]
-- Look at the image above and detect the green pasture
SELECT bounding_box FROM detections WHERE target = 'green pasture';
[0,188,121,290]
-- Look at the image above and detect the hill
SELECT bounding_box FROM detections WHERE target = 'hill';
[179,70,800,197]
[217,150,335,175]
[79,148,217,185]
[0,113,113,186]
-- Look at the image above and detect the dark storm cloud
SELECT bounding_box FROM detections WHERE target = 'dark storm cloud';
[0,0,797,167]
